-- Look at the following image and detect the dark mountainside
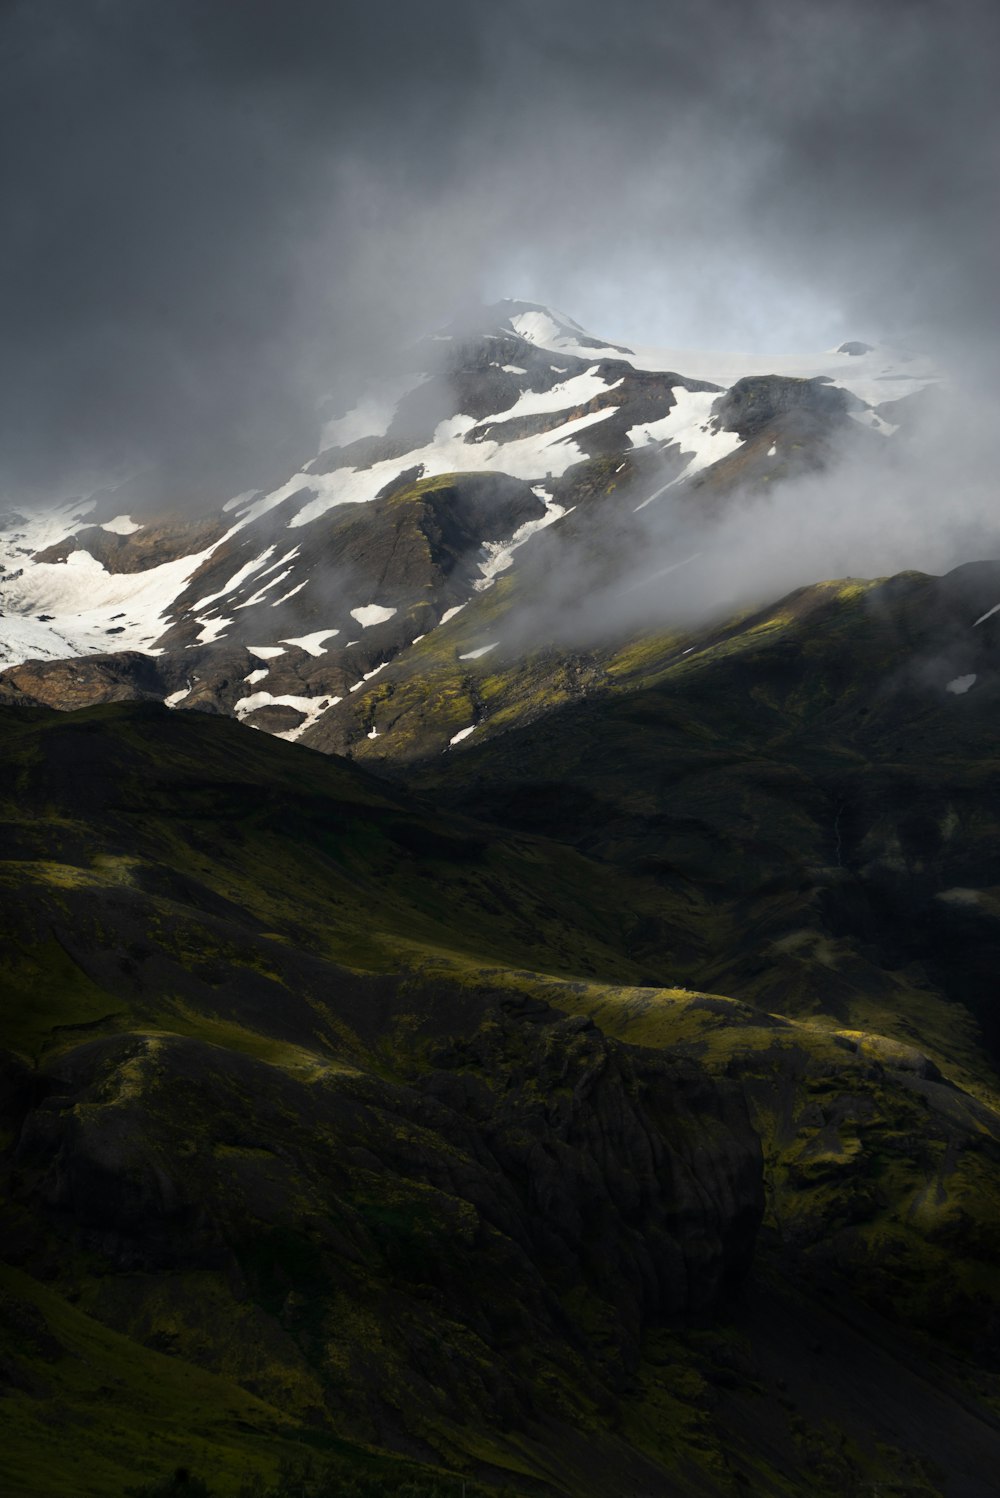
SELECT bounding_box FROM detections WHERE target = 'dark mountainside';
[1,308,998,1497]
[4,563,1000,1495]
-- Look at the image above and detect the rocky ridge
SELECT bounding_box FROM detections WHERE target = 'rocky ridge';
[0,302,934,759]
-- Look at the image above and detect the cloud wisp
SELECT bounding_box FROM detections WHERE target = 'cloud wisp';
[502,377,1000,651]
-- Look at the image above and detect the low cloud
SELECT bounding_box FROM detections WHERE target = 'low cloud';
[504,373,1000,649]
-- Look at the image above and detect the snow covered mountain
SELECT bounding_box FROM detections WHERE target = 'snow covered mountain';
[0,300,939,749]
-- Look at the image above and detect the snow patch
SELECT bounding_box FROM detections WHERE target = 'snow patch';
[973,602,1000,627]
[244,668,269,685]
[271,579,308,607]
[632,391,744,510]
[280,628,340,656]
[449,725,477,745]
[222,489,261,513]
[474,496,566,591]
[602,338,937,407]
[100,514,141,535]
[256,547,301,579]
[163,688,190,707]
[193,615,233,646]
[501,305,633,363]
[282,404,616,530]
[849,409,899,436]
[0,516,225,668]
[248,644,286,660]
[509,310,566,348]
[233,689,341,743]
[945,674,977,695]
[475,366,622,428]
[459,642,499,660]
[349,662,387,693]
[233,560,299,610]
[191,548,275,611]
[350,604,397,628]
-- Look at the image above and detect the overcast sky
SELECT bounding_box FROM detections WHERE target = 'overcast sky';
[2,0,997,501]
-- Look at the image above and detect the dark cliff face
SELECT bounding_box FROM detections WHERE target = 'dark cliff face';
[710,374,859,440]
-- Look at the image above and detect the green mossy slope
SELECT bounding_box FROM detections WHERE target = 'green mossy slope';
[3,641,1000,1496]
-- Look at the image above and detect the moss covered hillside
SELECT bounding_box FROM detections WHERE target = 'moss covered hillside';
[3,556,1000,1496]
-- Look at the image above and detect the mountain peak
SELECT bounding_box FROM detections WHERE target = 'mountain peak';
[0,299,940,751]
[444,298,636,358]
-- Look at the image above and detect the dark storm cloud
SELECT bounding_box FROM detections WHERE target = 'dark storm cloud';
[1,0,997,502]
[489,0,1000,360]
[0,0,490,499]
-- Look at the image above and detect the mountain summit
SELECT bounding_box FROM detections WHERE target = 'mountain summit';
[0,304,936,752]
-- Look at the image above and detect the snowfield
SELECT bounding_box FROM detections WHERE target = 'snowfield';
[0,522,220,664]
[630,389,742,506]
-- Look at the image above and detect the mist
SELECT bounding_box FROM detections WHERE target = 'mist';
[500,376,1000,654]
[647,387,1000,614]
[2,0,998,508]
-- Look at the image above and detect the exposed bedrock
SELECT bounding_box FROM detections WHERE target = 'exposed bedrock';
[711,373,860,440]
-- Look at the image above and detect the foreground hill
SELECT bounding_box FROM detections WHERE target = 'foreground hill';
[3,570,1000,1496]
[403,559,1000,1067]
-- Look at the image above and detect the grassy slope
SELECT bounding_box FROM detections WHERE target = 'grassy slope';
[346,559,1000,1490]
[401,561,1000,1408]
[3,598,1000,1498]
[0,706,758,1497]
[407,565,1000,1081]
